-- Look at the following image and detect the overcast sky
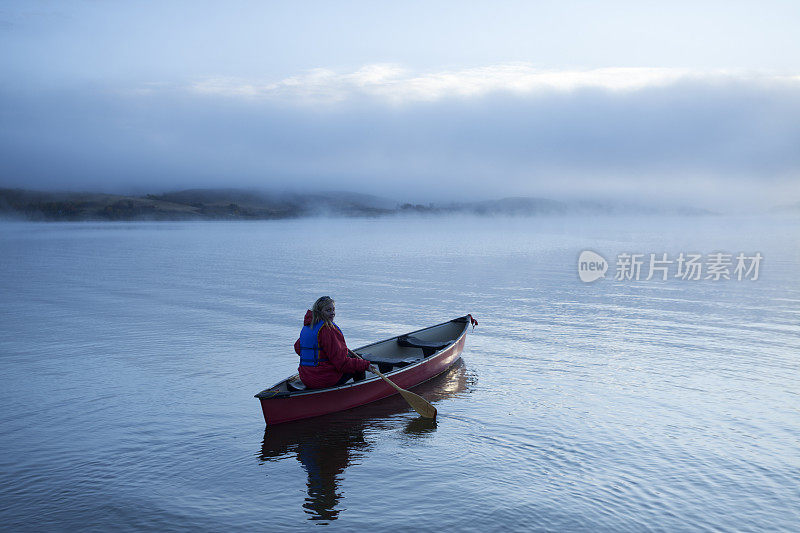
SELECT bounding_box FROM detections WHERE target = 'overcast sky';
[1,0,799,209]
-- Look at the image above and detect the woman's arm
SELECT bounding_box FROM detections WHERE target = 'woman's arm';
[318,325,370,373]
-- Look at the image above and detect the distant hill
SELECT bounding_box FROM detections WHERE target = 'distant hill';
[568,200,714,216]
[396,197,567,215]
[398,196,714,216]
[0,187,395,221]
[0,187,715,221]
[0,188,199,221]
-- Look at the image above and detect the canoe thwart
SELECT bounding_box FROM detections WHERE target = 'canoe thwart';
[397,335,451,356]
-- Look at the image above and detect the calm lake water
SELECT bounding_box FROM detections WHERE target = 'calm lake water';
[1,215,799,531]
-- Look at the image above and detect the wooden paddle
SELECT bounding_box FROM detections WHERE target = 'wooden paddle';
[350,350,437,419]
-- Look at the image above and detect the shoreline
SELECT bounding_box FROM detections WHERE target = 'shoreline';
[0,187,721,222]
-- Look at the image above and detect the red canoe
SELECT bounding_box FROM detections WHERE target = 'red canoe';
[255,315,476,425]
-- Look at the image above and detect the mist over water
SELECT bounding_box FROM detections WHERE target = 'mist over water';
[0,215,798,530]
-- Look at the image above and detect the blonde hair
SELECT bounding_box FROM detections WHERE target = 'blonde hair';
[311,296,335,327]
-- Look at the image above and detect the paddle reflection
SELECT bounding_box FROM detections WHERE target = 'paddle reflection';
[257,359,470,523]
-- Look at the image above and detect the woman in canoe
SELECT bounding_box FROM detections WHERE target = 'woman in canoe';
[294,296,373,389]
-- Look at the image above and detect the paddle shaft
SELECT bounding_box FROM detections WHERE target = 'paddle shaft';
[349,349,437,419]
[370,366,405,392]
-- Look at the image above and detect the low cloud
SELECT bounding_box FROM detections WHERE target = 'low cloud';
[188,64,800,105]
[1,65,799,210]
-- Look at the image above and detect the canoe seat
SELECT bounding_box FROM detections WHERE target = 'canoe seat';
[360,352,420,373]
[397,335,451,357]
[286,378,306,392]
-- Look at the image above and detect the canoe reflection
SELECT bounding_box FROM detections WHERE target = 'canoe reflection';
[257,359,470,522]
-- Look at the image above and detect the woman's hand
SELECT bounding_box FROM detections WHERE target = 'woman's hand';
[368,364,379,374]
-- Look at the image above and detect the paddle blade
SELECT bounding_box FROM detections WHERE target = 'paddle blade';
[370,366,437,419]
[399,389,437,419]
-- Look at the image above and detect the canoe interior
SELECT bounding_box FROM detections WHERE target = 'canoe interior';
[255,316,469,399]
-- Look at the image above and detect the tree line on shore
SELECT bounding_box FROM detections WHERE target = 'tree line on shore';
[0,187,719,221]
